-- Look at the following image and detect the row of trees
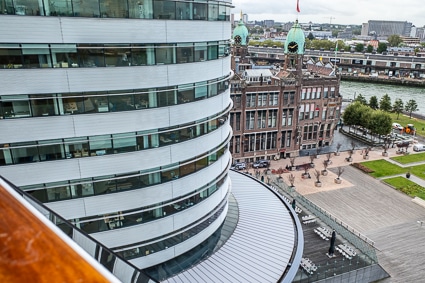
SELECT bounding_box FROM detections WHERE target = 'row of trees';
[342,102,393,138]
[353,94,419,118]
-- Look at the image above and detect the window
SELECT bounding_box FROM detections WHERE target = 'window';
[38,140,64,161]
[257,110,266,129]
[157,87,177,106]
[176,44,194,63]
[208,79,218,97]
[104,44,130,67]
[246,94,256,107]
[178,84,194,103]
[246,111,255,129]
[0,44,22,69]
[1,95,31,118]
[128,0,153,18]
[131,44,155,65]
[176,1,192,19]
[195,82,207,100]
[73,0,100,17]
[235,113,241,131]
[50,44,78,68]
[89,135,113,155]
[194,43,207,61]
[100,0,128,18]
[208,3,218,20]
[78,44,105,67]
[207,42,218,60]
[193,1,207,20]
[113,133,137,153]
[22,44,51,68]
[268,110,277,127]
[269,92,278,106]
[155,44,175,64]
[288,109,293,126]
[257,93,267,106]
[153,0,176,19]
[30,95,57,117]
[282,110,287,127]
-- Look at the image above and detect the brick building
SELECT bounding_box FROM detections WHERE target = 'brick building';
[230,20,342,164]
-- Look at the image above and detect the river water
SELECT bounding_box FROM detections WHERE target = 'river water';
[340,81,425,116]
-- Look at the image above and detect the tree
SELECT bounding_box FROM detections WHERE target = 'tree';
[405,99,419,118]
[392,98,404,119]
[377,42,387,54]
[354,93,367,105]
[342,102,364,132]
[355,43,364,52]
[387,34,403,47]
[336,167,345,180]
[366,45,374,53]
[369,111,392,139]
[369,96,379,110]
[359,107,373,129]
[379,94,392,112]
[307,32,315,40]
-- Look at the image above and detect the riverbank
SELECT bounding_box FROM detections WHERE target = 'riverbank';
[341,74,425,87]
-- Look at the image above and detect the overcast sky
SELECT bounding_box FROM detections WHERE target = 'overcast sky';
[231,0,425,27]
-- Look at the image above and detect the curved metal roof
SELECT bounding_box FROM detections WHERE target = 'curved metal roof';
[164,171,302,283]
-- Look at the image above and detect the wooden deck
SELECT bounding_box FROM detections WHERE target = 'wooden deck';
[304,165,425,283]
[0,180,118,283]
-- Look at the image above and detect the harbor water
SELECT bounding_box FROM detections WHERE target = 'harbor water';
[340,81,425,116]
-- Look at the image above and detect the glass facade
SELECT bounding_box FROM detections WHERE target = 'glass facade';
[23,141,229,202]
[0,42,230,69]
[0,75,229,119]
[75,174,227,234]
[1,0,231,20]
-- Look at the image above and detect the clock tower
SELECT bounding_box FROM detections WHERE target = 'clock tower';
[284,20,306,75]
[231,11,249,71]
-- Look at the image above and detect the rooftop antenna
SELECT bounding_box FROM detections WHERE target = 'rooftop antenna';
[324,16,335,25]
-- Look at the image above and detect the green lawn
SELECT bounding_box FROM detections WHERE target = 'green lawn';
[389,112,425,137]
[391,152,425,164]
[361,159,406,178]
[383,176,425,199]
[410,164,425,181]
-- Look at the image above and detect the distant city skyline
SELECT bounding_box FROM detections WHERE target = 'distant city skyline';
[232,0,425,27]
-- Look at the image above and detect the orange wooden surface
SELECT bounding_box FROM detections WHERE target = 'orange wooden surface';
[0,184,112,283]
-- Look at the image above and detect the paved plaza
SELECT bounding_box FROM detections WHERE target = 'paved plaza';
[247,144,425,282]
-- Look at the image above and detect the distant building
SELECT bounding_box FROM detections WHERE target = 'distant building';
[367,20,412,37]
[338,27,353,39]
[400,36,421,46]
[413,27,425,41]
[306,30,332,39]
[242,13,248,23]
[264,20,275,28]
[361,23,369,36]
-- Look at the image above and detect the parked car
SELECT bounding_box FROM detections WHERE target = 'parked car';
[232,162,246,170]
[252,159,270,169]
[413,144,425,152]
[392,123,403,130]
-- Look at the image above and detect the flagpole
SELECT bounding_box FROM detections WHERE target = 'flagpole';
[332,41,338,76]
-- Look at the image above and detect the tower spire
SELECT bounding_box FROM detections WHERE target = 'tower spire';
[240,10,243,22]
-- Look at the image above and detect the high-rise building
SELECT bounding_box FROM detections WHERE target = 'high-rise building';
[367,20,412,37]
[0,1,233,279]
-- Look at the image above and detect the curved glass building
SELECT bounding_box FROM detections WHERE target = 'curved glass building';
[0,0,233,277]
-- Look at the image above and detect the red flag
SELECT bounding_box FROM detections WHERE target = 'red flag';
[297,0,300,12]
